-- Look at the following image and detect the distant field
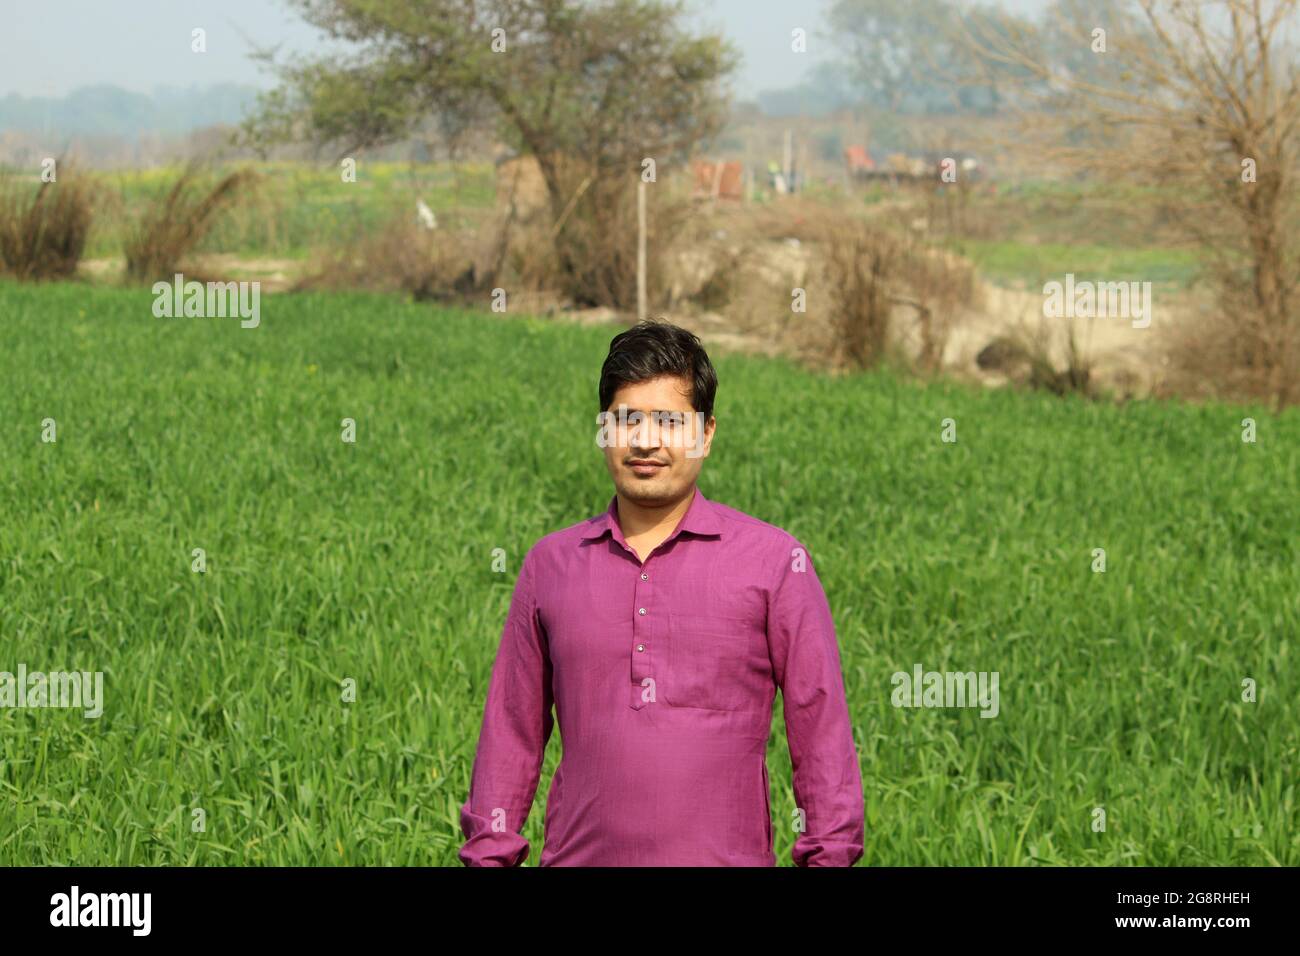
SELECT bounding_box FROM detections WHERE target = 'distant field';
[2,159,1208,293]
[946,238,1202,288]
[0,280,1296,865]
[81,161,497,260]
[951,182,1204,288]
[856,178,1206,288]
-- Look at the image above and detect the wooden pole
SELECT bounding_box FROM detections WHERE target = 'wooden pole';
[783,128,793,194]
[637,178,647,322]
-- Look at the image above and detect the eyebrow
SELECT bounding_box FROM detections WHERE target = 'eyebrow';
[605,408,693,415]
[603,408,696,421]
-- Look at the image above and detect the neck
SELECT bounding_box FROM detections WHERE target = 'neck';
[615,486,695,540]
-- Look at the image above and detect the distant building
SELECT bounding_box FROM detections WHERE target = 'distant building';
[843,144,875,173]
[691,159,744,200]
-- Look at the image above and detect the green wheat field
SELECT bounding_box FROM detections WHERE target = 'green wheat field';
[0,280,1296,865]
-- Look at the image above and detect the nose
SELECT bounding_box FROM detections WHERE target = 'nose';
[629,416,662,452]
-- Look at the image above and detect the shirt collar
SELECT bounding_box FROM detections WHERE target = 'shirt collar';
[580,484,724,547]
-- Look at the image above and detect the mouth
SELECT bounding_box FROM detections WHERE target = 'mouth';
[626,459,667,476]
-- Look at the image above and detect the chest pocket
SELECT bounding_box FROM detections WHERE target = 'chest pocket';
[664,610,759,711]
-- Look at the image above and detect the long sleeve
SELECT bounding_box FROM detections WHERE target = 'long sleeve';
[458,547,555,866]
[768,537,865,867]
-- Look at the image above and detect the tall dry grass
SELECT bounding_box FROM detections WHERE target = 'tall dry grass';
[1164,284,1299,407]
[807,212,981,373]
[294,210,480,301]
[548,165,694,311]
[0,167,95,280]
[124,164,260,282]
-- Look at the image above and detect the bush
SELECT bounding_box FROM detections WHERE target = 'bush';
[816,214,981,372]
[294,210,480,302]
[545,157,693,310]
[1165,281,1299,408]
[0,167,95,280]
[124,164,260,282]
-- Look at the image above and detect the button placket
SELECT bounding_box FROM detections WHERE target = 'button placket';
[630,562,654,709]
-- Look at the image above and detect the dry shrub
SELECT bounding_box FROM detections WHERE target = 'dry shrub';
[124,164,260,282]
[0,166,95,280]
[545,158,693,310]
[658,208,741,310]
[975,326,1093,396]
[659,197,831,328]
[499,218,564,299]
[811,213,982,372]
[654,198,982,373]
[1163,283,1299,407]
[302,154,697,312]
[821,227,895,369]
[295,158,696,311]
[693,244,746,311]
[295,211,480,302]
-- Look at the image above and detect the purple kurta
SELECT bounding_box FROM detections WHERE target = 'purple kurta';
[459,486,865,866]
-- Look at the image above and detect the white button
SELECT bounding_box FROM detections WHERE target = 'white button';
[636,644,645,652]
[641,573,648,580]
[638,607,647,615]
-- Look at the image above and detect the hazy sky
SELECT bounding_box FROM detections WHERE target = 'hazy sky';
[0,0,1050,100]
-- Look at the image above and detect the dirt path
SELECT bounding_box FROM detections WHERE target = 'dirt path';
[75,248,1185,398]
[79,255,301,292]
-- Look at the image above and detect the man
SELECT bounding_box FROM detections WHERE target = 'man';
[459,320,864,866]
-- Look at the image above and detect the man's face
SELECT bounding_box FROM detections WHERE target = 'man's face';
[600,375,715,507]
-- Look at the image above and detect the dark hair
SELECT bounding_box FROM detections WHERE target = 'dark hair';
[599,320,717,421]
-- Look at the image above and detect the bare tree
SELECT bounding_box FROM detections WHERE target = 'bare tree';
[959,0,1300,407]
